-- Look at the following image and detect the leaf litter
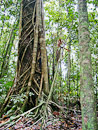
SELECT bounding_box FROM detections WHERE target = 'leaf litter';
[0,109,83,130]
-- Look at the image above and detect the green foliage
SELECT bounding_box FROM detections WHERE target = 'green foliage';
[0,0,20,106]
[12,93,27,105]
[0,75,14,104]
[0,0,97,110]
[44,0,97,106]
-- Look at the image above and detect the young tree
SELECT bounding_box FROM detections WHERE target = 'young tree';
[0,0,49,114]
[78,0,97,129]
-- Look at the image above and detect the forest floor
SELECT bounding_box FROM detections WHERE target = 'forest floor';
[0,107,98,130]
[0,108,83,130]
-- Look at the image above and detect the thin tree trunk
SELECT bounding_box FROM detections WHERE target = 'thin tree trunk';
[67,41,71,94]
[52,38,55,78]
[0,28,14,78]
[66,15,71,108]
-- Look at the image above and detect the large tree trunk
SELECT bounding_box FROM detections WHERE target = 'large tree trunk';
[78,0,97,129]
[0,0,49,114]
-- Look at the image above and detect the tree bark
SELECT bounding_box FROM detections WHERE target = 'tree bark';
[78,0,97,129]
[0,0,49,114]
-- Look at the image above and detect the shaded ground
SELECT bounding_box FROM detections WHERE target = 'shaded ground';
[0,103,98,130]
[0,109,82,130]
